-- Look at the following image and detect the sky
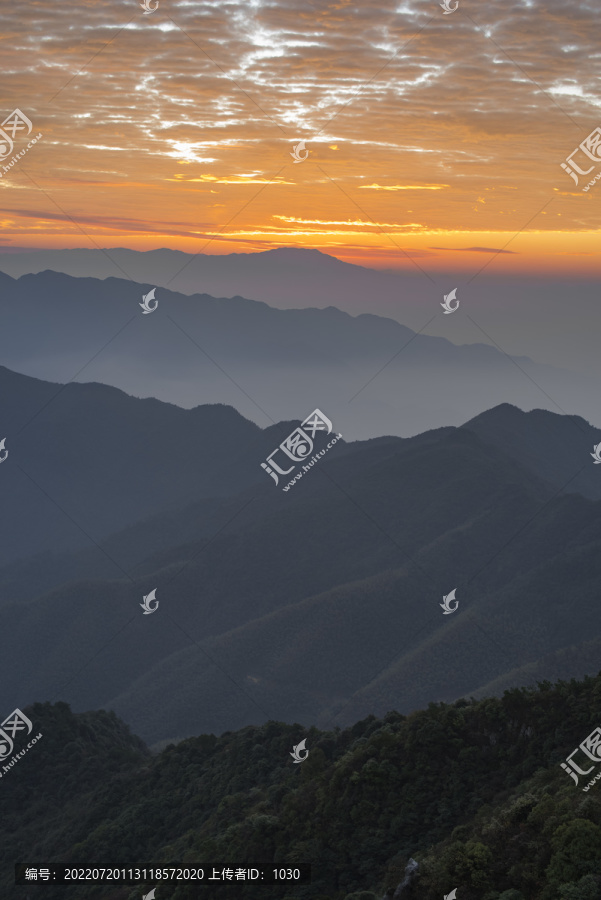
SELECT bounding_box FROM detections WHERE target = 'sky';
[0,0,600,275]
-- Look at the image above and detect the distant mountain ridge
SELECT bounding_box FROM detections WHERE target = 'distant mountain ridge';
[0,246,398,309]
[0,268,598,440]
[2,246,599,382]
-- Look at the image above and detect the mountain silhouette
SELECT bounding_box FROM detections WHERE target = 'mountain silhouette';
[0,365,279,565]
[1,385,601,742]
[0,269,598,440]
[2,246,599,382]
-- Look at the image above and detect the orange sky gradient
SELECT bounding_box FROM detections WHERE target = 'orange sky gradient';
[0,0,600,276]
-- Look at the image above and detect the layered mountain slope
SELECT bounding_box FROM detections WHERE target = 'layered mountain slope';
[2,403,601,741]
[0,365,280,564]
[0,269,597,439]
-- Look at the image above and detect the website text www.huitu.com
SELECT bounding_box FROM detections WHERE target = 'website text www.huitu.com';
[282,433,343,491]
[0,733,43,778]
[0,132,43,178]
[583,770,601,792]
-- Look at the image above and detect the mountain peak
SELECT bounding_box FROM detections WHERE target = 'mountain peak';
[262,247,331,258]
[463,403,526,428]
[252,246,357,269]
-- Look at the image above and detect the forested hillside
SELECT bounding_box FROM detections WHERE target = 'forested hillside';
[3,674,601,899]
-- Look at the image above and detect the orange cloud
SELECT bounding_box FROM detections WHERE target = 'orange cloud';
[0,0,598,274]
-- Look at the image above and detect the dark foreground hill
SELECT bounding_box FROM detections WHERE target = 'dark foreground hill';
[3,676,601,900]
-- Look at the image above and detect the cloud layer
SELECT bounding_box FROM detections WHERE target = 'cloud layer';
[0,0,599,272]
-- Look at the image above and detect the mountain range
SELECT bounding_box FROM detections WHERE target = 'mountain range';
[1,364,601,744]
[0,364,278,565]
[1,247,599,381]
[0,267,598,441]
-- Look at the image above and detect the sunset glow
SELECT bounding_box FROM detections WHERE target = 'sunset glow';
[0,0,599,276]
